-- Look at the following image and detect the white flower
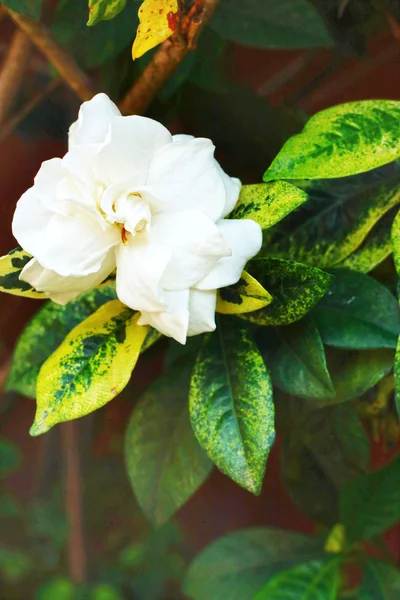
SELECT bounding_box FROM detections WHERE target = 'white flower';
[12,94,262,344]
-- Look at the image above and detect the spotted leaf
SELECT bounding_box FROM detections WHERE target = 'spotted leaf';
[264,100,400,182]
[0,248,44,299]
[216,271,272,315]
[31,300,148,436]
[189,319,275,494]
[132,0,178,60]
[87,0,126,26]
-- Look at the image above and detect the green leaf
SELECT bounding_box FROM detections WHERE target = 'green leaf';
[31,300,148,436]
[184,528,324,600]
[395,335,400,418]
[189,320,275,494]
[210,0,333,49]
[264,100,400,182]
[340,454,400,542]
[7,284,117,399]
[241,258,333,326]
[391,208,400,275]
[216,271,272,315]
[267,317,335,400]
[0,495,21,518]
[359,560,400,600]
[0,247,44,299]
[0,547,32,582]
[253,558,341,600]
[313,270,400,350]
[2,0,41,19]
[90,584,123,600]
[35,578,75,600]
[230,181,308,230]
[0,438,21,477]
[87,0,126,26]
[125,363,213,525]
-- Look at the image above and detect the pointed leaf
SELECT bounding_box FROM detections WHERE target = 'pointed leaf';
[264,100,400,181]
[391,207,400,275]
[242,258,333,326]
[0,248,44,299]
[31,300,148,435]
[132,0,178,60]
[125,363,212,525]
[189,320,275,494]
[87,0,126,26]
[359,560,400,600]
[216,271,272,315]
[230,181,308,230]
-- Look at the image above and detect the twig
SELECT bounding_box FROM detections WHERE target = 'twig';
[0,77,61,141]
[5,8,97,101]
[61,421,86,584]
[0,29,31,124]
[119,0,219,115]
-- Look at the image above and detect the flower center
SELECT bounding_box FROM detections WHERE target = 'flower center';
[100,187,152,244]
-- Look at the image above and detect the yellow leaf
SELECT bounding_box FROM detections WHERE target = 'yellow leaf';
[216,271,273,315]
[0,248,45,299]
[132,0,178,60]
[324,524,346,554]
[31,300,149,435]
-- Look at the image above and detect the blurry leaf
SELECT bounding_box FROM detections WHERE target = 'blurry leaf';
[31,302,148,436]
[7,284,117,399]
[231,182,308,230]
[216,271,272,315]
[189,319,275,494]
[241,258,333,326]
[359,560,400,600]
[210,0,333,48]
[313,270,400,350]
[0,247,44,299]
[0,437,21,477]
[125,362,212,525]
[340,454,400,542]
[132,0,178,59]
[2,0,41,19]
[35,578,75,600]
[267,317,335,400]
[27,500,68,548]
[0,547,32,582]
[324,524,346,554]
[0,495,21,518]
[184,528,324,600]
[189,27,227,92]
[253,558,341,599]
[90,584,123,600]
[265,101,400,181]
[87,0,126,26]
[395,334,400,418]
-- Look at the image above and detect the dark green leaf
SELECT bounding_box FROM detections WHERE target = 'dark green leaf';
[0,547,32,583]
[313,270,400,350]
[241,258,333,326]
[359,560,400,600]
[2,0,41,19]
[87,0,126,26]
[189,320,275,494]
[340,454,400,542]
[184,528,324,600]
[35,578,75,600]
[0,438,20,477]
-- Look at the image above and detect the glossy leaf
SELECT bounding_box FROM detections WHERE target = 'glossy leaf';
[267,317,335,400]
[0,248,44,299]
[340,454,400,542]
[216,271,272,314]
[391,208,400,275]
[359,560,400,600]
[31,301,148,436]
[253,558,340,600]
[132,0,178,59]
[87,0,126,26]
[189,320,274,494]
[184,528,324,600]
[2,0,41,19]
[7,284,117,399]
[313,269,400,350]
[242,258,332,326]
[125,363,212,525]
[230,181,308,230]
[210,0,333,49]
[264,100,400,181]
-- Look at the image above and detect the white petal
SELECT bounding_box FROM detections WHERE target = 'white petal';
[13,187,54,255]
[147,138,228,220]
[220,172,241,217]
[196,219,262,290]
[116,237,172,312]
[172,134,194,143]
[21,252,115,304]
[187,289,217,337]
[150,210,230,291]
[138,289,189,344]
[68,93,120,149]
[94,115,171,186]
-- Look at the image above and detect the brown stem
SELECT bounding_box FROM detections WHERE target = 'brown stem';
[0,29,31,124]
[5,8,97,101]
[61,420,86,584]
[119,0,219,115]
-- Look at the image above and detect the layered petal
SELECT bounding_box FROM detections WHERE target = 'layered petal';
[138,289,190,344]
[220,171,241,217]
[68,93,120,149]
[196,219,262,290]
[151,210,230,291]
[187,289,217,337]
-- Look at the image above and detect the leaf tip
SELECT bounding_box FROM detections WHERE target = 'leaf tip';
[29,419,51,437]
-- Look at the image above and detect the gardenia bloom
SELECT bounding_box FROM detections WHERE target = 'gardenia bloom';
[12,94,262,343]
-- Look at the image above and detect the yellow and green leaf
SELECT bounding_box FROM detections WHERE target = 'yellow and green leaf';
[216,271,272,314]
[31,300,148,436]
[0,248,44,299]
[87,0,126,26]
[132,0,178,60]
